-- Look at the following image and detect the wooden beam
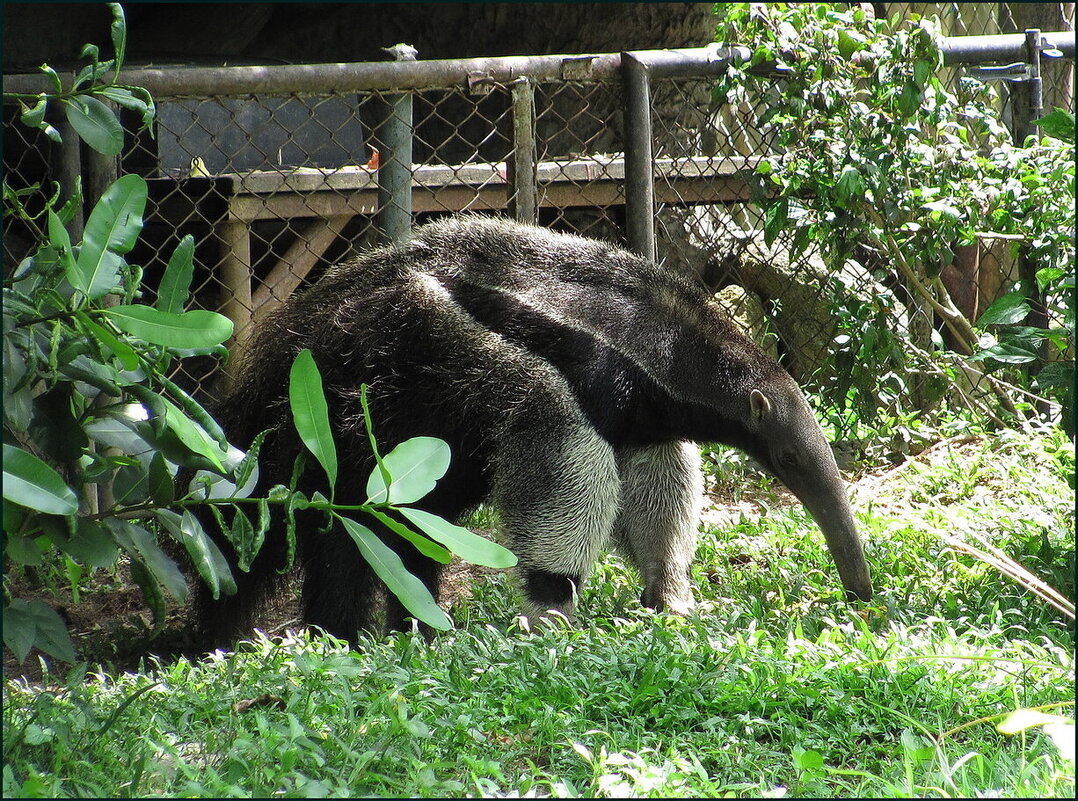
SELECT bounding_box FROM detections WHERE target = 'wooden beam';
[252,215,351,321]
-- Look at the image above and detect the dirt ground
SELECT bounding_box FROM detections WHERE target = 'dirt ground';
[3,436,974,687]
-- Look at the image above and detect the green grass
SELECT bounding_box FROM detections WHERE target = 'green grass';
[4,426,1074,797]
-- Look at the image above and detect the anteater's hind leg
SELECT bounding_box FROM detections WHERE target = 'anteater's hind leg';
[611,441,703,615]
[301,523,382,643]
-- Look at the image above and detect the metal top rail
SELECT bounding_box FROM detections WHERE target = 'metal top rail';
[4,31,1073,98]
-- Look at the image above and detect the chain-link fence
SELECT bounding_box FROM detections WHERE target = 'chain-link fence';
[3,18,1074,439]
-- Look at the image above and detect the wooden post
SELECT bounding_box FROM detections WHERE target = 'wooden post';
[218,220,254,379]
[508,77,538,224]
[622,52,656,262]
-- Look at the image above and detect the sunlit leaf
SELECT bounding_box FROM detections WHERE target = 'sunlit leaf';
[2,443,78,515]
[159,397,227,472]
[1034,108,1075,143]
[155,235,195,314]
[289,349,337,490]
[63,94,123,156]
[339,516,451,630]
[73,173,146,299]
[366,436,450,505]
[101,306,233,349]
[399,507,517,568]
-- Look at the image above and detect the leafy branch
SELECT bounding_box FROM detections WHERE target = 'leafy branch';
[3,9,517,662]
[713,3,1074,429]
[4,3,153,158]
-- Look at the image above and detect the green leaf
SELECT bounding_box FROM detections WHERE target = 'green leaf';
[127,558,167,627]
[971,343,1038,365]
[19,96,47,127]
[289,349,338,490]
[1036,267,1065,294]
[2,443,78,515]
[157,509,235,600]
[95,87,155,129]
[156,235,195,314]
[108,2,126,72]
[922,199,961,222]
[6,535,43,566]
[74,174,147,299]
[39,63,63,93]
[366,436,450,505]
[897,80,921,117]
[2,600,37,664]
[1035,361,1074,391]
[1034,108,1075,143]
[976,291,1030,328]
[76,310,140,370]
[339,516,452,630]
[233,429,268,498]
[228,505,264,572]
[835,166,864,206]
[159,397,227,472]
[2,599,77,664]
[55,178,84,226]
[106,518,188,603]
[250,498,271,568]
[46,211,77,288]
[763,198,788,248]
[399,507,517,568]
[58,356,123,398]
[913,59,933,88]
[62,519,120,569]
[792,745,825,773]
[31,600,78,662]
[62,94,123,156]
[837,29,866,60]
[101,305,233,349]
[365,507,453,564]
[3,339,33,431]
[147,451,174,505]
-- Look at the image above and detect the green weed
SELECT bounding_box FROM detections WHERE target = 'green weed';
[3,428,1074,797]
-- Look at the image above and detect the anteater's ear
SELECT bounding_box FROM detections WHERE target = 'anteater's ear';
[749,389,772,421]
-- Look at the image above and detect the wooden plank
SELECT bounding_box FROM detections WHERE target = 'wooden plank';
[252,215,351,321]
[229,191,379,222]
[217,220,254,377]
[224,155,755,222]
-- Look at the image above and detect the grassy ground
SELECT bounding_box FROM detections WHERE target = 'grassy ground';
[3,425,1074,797]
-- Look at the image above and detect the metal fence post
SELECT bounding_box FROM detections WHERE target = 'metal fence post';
[1018,28,1050,401]
[1022,28,1044,141]
[508,77,538,224]
[622,52,655,262]
[378,45,417,245]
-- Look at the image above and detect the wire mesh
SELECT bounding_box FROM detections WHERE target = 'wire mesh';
[2,19,1073,431]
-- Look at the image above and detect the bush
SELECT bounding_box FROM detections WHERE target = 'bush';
[713,2,1075,431]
